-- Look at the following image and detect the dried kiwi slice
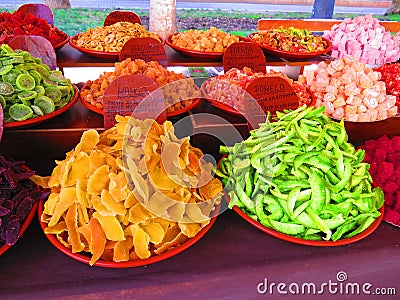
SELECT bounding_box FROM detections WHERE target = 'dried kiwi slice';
[18,90,37,101]
[16,74,36,91]
[45,86,62,102]
[0,82,14,96]
[30,105,44,116]
[29,70,42,86]
[0,65,13,75]
[2,69,22,85]
[58,85,71,98]
[33,64,50,78]
[49,71,70,85]
[34,95,55,114]
[8,103,34,121]
[2,56,24,65]
[35,85,45,96]
[43,78,57,87]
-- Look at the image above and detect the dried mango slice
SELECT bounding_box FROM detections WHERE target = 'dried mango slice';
[88,217,107,266]
[63,152,91,187]
[43,192,60,216]
[65,203,86,253]
[128,202,153,223]
[87,165,110,195]
[76,129,100,153]
[140,223,164,245]
[113,236,133,262]
[131,225,151,259]
[100,189,126,215]
[109,172,128,202]
[93,211,124,241]
[148,166,179,190]
[91,194,115,216]
[178,222,203,238]
[154,232,188,255]
[48,187,76,227]
[44,221,67,235]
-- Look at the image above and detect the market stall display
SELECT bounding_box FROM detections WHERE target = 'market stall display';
[69,22,162,59]
[0,11,69,50]
[32,116,223,266]
[165,27,242,59]
[1,5,400,296]
[217,105,384,244]
[0,156,46,255]
[361,135,400,227]
[298,56,398,122]
[247,26,332,59]
[0,44,77,127]
[202,67,313,115]
[80,58,201,116]
[322,14,400,65]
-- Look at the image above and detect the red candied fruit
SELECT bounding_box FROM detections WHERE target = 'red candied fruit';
[360,134,400,225]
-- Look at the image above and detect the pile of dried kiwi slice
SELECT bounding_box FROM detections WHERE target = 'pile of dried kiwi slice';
[0,44,75,122]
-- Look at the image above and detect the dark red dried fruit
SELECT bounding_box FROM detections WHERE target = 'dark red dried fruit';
[0,156,43,247]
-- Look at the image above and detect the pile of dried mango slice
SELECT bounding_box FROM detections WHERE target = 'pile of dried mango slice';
[31,116,223,265]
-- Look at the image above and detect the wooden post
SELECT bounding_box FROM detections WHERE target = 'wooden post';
[44,0,71,9]
[311,0,335,19]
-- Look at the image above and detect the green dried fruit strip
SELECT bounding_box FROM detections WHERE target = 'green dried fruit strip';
[8,103,33,121]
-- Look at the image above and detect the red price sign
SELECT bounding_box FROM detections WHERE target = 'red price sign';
[9,35,57,70]
[223,42,266,73]
[103,74,166,129]
[244,77,299,129]
[104,11,141,26]
[119,37,166,66]
[17,4,54,25]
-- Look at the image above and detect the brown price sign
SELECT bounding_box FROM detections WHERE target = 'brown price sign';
[245,77,299,128]
[103,74,166,129]
[223,42,266,73]
[104,10,141,26]
[9,35,57,70]
[119,38,166,66]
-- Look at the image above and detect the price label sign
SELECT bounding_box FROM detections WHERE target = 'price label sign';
[104,10,141,26]
[9,35,57,70]
[103,74,166,129]
[17,4,54,25]
[119,38,167,66]
[223,42,266,73]
[245,77,299,128]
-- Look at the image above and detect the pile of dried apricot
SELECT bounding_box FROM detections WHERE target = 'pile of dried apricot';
[171,27,240,52]
[80,58,200,114]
